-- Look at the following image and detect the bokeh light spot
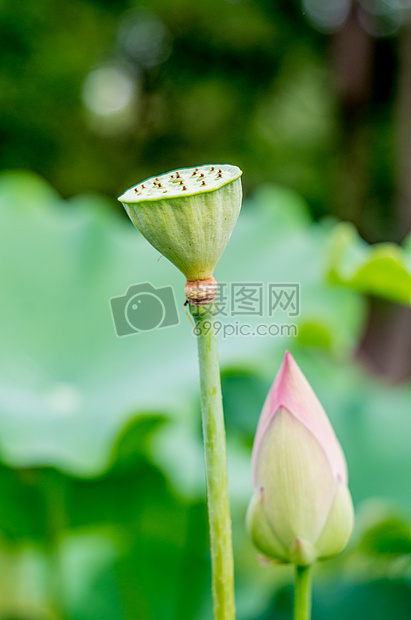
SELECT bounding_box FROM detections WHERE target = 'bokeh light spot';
[117,9,172,69]
[303,0,351,32]
[82,65,135,117]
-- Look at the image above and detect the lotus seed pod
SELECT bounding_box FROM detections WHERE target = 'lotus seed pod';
[247,351,354,566]
[118,164,243,301]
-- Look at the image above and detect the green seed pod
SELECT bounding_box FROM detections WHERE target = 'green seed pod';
[118,164,242,303]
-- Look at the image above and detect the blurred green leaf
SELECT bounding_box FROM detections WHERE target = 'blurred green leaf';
[263,578,411,620]
[0,171,364,475]
[356,501,411,558]
[221,370,267,441]
[361,517,411,557]
[328,222,411,304]
[5,170,411,619]
[109,414,167,473]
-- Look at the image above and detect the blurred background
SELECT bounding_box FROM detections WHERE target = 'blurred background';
[2,0,411,618]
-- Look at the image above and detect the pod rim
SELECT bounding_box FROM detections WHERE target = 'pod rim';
[118,163,242,204]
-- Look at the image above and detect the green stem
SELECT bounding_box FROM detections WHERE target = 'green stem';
[191,304,235,620]
[294,565,312,620]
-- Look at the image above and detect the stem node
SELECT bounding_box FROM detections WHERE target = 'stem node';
[185,277,218,305]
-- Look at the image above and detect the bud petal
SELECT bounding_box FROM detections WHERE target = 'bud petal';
[290,538,317,566]
[247,352,354,565]
[253,351,346,484]
[118,164,242,281]
[254,407,335,563]
[315,479,354,559]
[247,487,288,562]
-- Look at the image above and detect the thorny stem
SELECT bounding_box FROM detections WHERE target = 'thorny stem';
[190,304,235,620]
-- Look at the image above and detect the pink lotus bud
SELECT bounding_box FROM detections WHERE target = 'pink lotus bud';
[247,352,354,566]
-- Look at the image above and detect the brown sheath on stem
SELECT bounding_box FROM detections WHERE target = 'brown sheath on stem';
[185,277,218,305]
